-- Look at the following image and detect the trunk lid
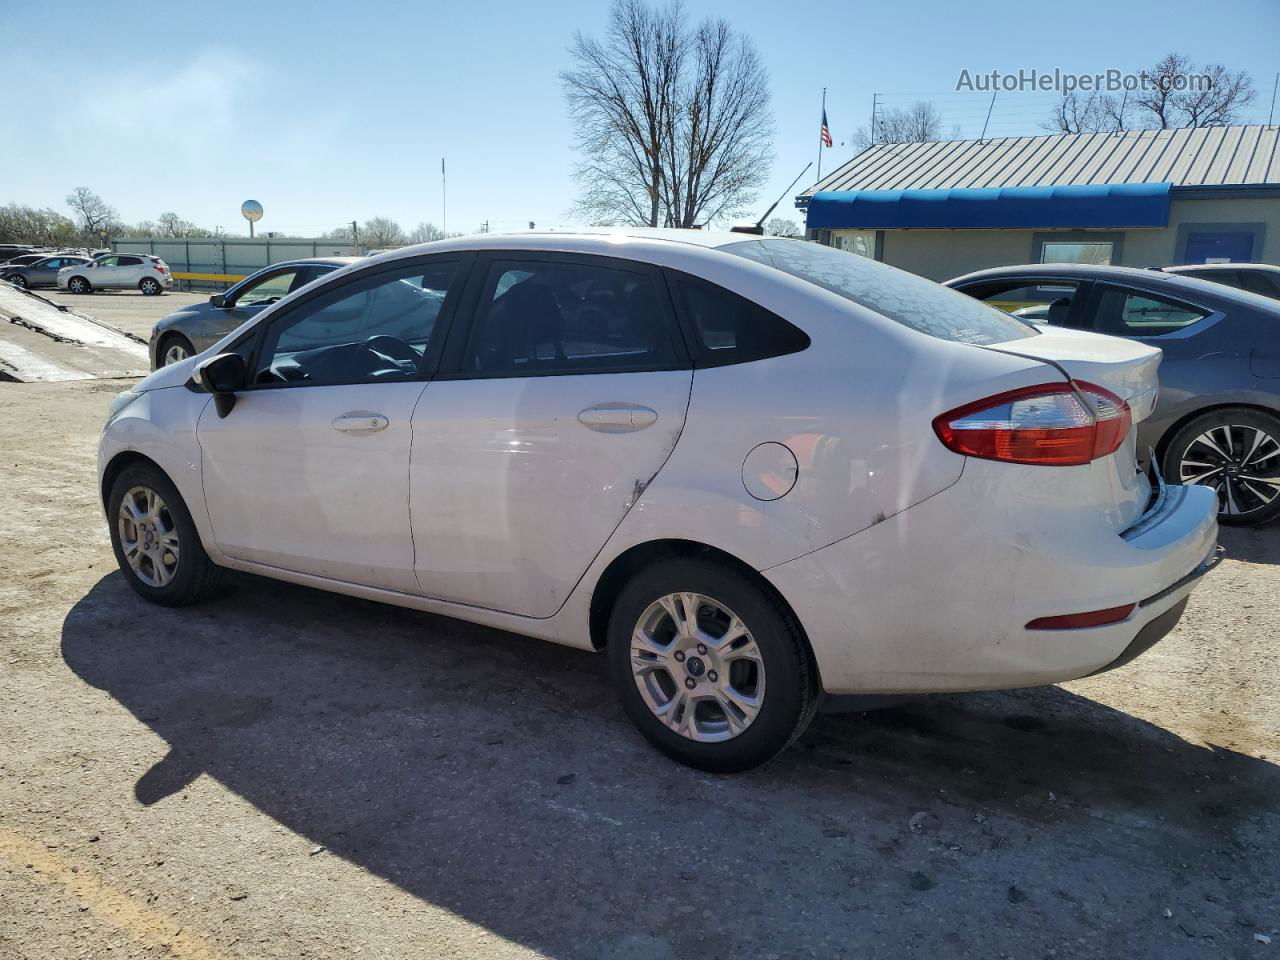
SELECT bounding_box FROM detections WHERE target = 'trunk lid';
[986,327,1163,532]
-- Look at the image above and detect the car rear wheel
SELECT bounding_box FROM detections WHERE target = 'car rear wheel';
[607,557,817,772]
[107,462,226,606]
[68,276,91,294]
[6,274,27,289]
[159,333,195,367]
[1163,409,1280,526]
[139,277,162,296]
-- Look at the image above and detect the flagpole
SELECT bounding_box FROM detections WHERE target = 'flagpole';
[817,87,827,182]
[441,157,447,235]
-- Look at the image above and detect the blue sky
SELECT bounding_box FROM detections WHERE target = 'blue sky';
[4,0,1278,237]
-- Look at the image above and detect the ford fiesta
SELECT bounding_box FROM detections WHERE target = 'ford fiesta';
[98,231,1219,771]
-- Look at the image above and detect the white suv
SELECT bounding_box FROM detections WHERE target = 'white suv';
[60,254,174,295]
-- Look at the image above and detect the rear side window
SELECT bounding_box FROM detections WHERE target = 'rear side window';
[118,256,143,266]
[962,279,1083,327]
[462,258,678,377]
[724,238,1036,345]
[1239,271,1280,300]
[669,273,809,366]
[1094,286,1209,336]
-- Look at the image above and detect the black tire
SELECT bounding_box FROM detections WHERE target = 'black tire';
[1162,408,1280,527]
[107,462,226,606]
[157,333,195,367]
[607,557,818,772]
[68,276,91,294]
[6,274,27,289]
[139,277,162,296]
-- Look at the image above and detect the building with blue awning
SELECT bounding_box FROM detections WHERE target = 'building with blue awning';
[795,125,1280,280]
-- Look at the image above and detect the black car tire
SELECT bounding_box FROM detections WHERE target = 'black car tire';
[107,462,226,606]
[68,276,92,294]
[6,273,27,289]
[139,277,162,296]
[157,333,196,368]
[1162,408,1280,526]
[607,557,818,772]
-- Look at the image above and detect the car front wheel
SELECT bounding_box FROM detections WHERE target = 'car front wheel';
[607,557,817,772]
[6,274,27,289]
[158,333,195,367]
[68,276,91,294]
[1163,408,1280,526]
[107,462,225,605]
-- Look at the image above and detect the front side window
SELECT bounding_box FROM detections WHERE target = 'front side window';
[1041,241,1113,265]
[965,280,1083,327]
[1239,271,1280,300]
[253,261,457,386]
[95,256,118,268]
[38,258,60,269]
[463,259,676,376]
[725,238,1035,345]
[236,270,300,307]
[1094,286,1208,336]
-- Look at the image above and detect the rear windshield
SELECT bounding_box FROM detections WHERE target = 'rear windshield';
[722,239,1036,345]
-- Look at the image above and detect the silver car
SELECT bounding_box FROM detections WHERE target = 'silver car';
[1,254,91,289]
[149,257,358,367]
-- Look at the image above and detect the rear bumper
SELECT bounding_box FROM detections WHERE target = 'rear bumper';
[764,459,1219,695]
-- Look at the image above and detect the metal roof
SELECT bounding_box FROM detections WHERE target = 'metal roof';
[800,125,1280,199]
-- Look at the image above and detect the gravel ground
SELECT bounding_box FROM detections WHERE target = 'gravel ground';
[1,378,1277,960]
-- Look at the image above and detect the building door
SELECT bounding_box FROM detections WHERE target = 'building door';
[1184,231,1255,264]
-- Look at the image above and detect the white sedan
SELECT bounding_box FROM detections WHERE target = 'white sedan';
[98,230,1219,771]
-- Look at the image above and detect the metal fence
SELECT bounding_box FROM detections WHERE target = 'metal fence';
[111,237,358,289]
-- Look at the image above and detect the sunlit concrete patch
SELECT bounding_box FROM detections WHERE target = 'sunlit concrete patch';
[0,341,95,382]
[0,283,149,381]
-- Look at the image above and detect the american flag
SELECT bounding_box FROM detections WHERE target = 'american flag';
[820,109,833,148]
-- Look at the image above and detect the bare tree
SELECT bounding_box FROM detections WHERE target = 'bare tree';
[764,217,800,237]
[562,0,772,227]
[360,217,406,248]
[406,221,456,243]
[65,187,119,242]
[852,101,945,150]
[1047,53,1256,133]
[0,204,79,245]
[326,224,355,242]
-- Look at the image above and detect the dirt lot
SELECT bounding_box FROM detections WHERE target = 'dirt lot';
[1,378,1277,960]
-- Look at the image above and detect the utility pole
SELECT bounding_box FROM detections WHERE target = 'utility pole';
[351,219,359,254]
[441,157,447,235]
[870,93,879,146]
[1268,72,1278,127]
[979,90,997,142]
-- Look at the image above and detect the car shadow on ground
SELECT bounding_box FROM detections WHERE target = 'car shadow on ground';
[1218,522,1280,565]
[62,572,1278,959]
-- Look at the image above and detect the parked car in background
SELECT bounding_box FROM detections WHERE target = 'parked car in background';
[946,263,1280,525]
[1,254,92,289]
[59,254,173,296]
[1159,263,1280,301]
[2,253,46,268]
[0,246,37,264]
[100,231,1218,771]
[149,257,358,367]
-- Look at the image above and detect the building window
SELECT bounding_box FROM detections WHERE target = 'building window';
[833,230,877,259]
[1040,241,1113,265]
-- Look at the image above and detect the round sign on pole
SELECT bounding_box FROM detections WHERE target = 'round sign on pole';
[241,200,263,238]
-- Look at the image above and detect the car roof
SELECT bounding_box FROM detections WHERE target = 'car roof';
[371,228,757,263]
[1164,262,1280,274]
[946,261,1280,313]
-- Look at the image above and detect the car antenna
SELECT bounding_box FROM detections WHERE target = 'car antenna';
[730,163,814,236]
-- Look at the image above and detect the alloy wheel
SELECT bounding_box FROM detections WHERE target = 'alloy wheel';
[1178,424,1280,518]
[630,592,765,742]
[118,486,180,587]
[162,342,190,366]
[141,279,160,295]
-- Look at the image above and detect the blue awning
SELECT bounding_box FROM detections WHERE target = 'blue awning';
[805,182,1172,230]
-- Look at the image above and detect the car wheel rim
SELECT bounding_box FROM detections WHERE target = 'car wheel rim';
[118,486,180,587]
[630,592,765,743]
[1179,424,1280,517]
[143,280,157,293]
[162,343,189,365]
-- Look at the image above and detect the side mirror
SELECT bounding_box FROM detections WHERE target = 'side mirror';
[209,293,226,308]
[193,353,246,418]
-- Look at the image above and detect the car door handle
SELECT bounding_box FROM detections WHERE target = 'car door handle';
[577,403,658,433]
[332,413,389,433]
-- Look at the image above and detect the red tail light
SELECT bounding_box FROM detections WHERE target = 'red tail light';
[933,381,1131,466]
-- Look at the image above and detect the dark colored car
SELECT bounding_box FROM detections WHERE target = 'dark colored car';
[946,263,1280,526]
[1,254,91,289]
[0,246,36,263]
[149,257,359,368]
[1159,263,1280,301]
